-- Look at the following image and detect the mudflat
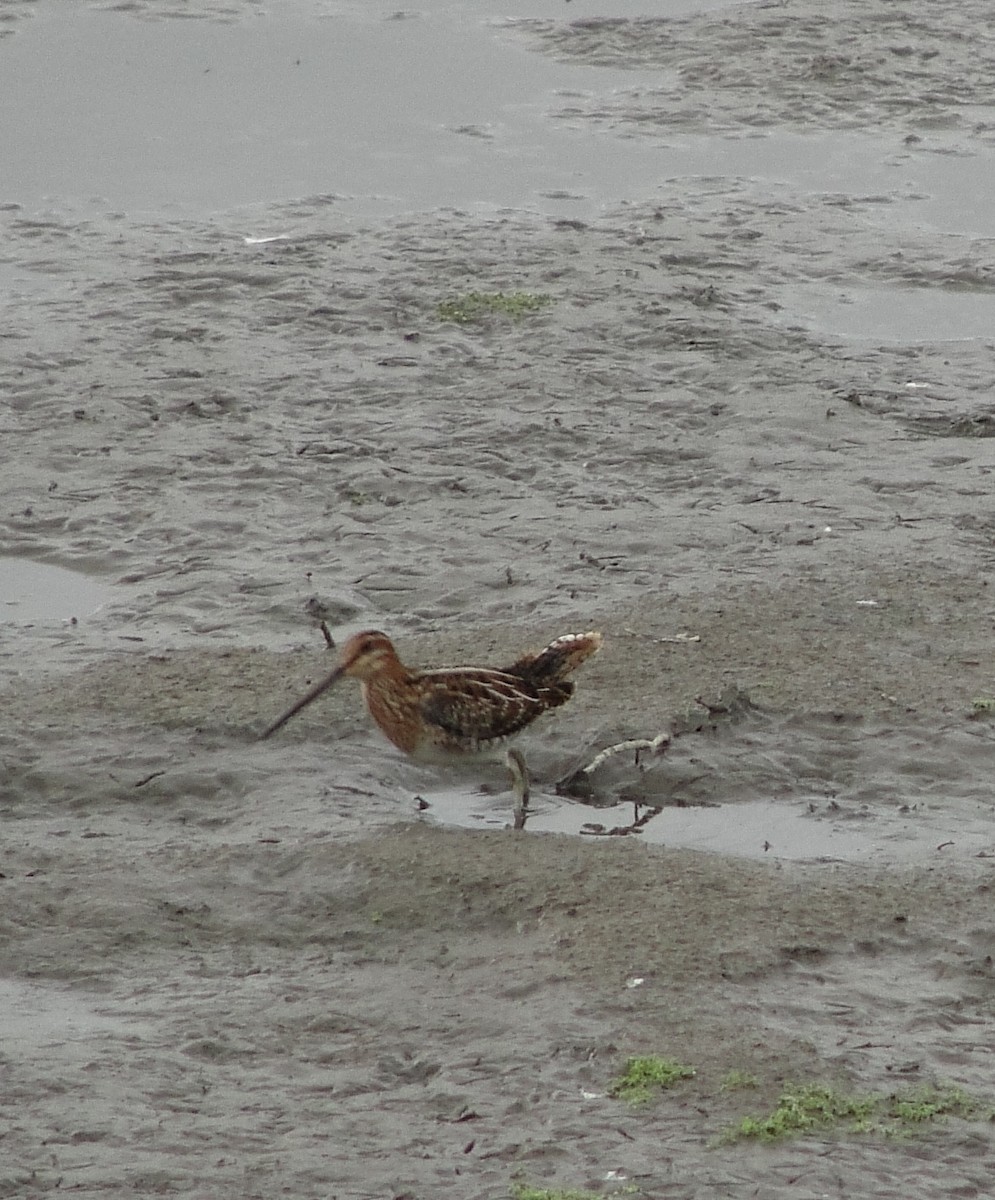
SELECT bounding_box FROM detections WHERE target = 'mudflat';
[3,2,995,1197]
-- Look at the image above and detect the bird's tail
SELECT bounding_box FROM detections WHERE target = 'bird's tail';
[504,630,603,687]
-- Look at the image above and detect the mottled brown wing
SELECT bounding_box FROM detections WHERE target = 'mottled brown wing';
[419,671,571,751]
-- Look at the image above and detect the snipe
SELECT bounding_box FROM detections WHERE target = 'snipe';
[261,628,603,825]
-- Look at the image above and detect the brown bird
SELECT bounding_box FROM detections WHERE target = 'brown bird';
[261,628,603,824]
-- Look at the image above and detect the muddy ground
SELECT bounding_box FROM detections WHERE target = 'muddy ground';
[3,1,995,1197]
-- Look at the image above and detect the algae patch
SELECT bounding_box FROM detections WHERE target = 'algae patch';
[608,1055,696,1105]
[437,290,552,324]
[723,1082,983,1143]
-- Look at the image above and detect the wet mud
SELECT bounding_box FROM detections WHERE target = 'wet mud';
[3,1,995,1197]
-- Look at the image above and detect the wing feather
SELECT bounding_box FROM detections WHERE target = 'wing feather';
[419,671,570,750]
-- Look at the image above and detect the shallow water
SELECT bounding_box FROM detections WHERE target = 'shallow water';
[0,557,115,623]
[2,1,991,241]
[654,132,995,239]
[0,2,671,219]
[425,787,995,865]
[773,282,995,342]
[2,0,993,356]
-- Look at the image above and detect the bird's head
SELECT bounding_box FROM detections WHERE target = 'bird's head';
[260,629,401,740]
[334,630,400,681]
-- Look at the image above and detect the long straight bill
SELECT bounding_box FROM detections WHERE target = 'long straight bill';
[260,665,345,739]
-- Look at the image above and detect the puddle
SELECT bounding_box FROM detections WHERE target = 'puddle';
[425,788,995,865]
[773,282,995,342]
[0,557,115,623]
[418,707,995,866]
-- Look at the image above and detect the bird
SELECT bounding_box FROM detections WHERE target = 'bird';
[261,628,603,826]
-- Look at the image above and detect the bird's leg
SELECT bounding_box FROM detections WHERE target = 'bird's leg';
[506,748,530,831]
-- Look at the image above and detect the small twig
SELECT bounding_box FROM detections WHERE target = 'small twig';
[319,620,335,649]
[579,733,671,776]
[620,627,701,644]
[580,804,664,837]
[134,770,166,789]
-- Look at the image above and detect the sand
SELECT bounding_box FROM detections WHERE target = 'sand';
[3,0,995,1196]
